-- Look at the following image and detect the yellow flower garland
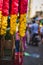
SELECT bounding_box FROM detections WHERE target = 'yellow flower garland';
[0,11,2,35]
[1,16,8,35]
[10,14,17,35]
[19,14,27,37]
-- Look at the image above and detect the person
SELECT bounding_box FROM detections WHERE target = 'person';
[22,33,27,51]
[40,23,43,43]
[29,18,40,46]
[15,31,20,52]
[26,25,30,45]
[28,20,35,45]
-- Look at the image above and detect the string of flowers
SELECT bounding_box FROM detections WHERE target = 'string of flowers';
[19,0,28,37]
[0,0,3,35]
[10,0,19,35]
[1,0,9,35]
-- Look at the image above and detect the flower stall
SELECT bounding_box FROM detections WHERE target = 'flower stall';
[0,0,28,65]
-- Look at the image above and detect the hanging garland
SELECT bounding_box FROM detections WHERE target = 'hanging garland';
[19,0,28,37]
[10,0,19,35]
[0,0,3,35]
[1,0,9,35]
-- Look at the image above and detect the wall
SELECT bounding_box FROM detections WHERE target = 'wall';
[30,0,43,18]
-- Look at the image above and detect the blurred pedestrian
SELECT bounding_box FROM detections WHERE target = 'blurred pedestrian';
[15,31,20,52]
[30,18,40,46]
[26,26,30,45]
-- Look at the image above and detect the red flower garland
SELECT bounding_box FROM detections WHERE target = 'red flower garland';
[11,0,19,15]
[2,0,9,16]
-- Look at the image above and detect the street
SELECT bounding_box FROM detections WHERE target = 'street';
[23,44,43,65]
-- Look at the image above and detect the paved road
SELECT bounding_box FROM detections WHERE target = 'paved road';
[23,44,43,65]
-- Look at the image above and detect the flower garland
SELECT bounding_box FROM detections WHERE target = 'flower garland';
[0,0,3,35]
[10,0,18,35]
[19,0,28,37]
[1,0,9,35]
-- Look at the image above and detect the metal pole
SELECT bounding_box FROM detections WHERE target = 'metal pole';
[28,0,31,19]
